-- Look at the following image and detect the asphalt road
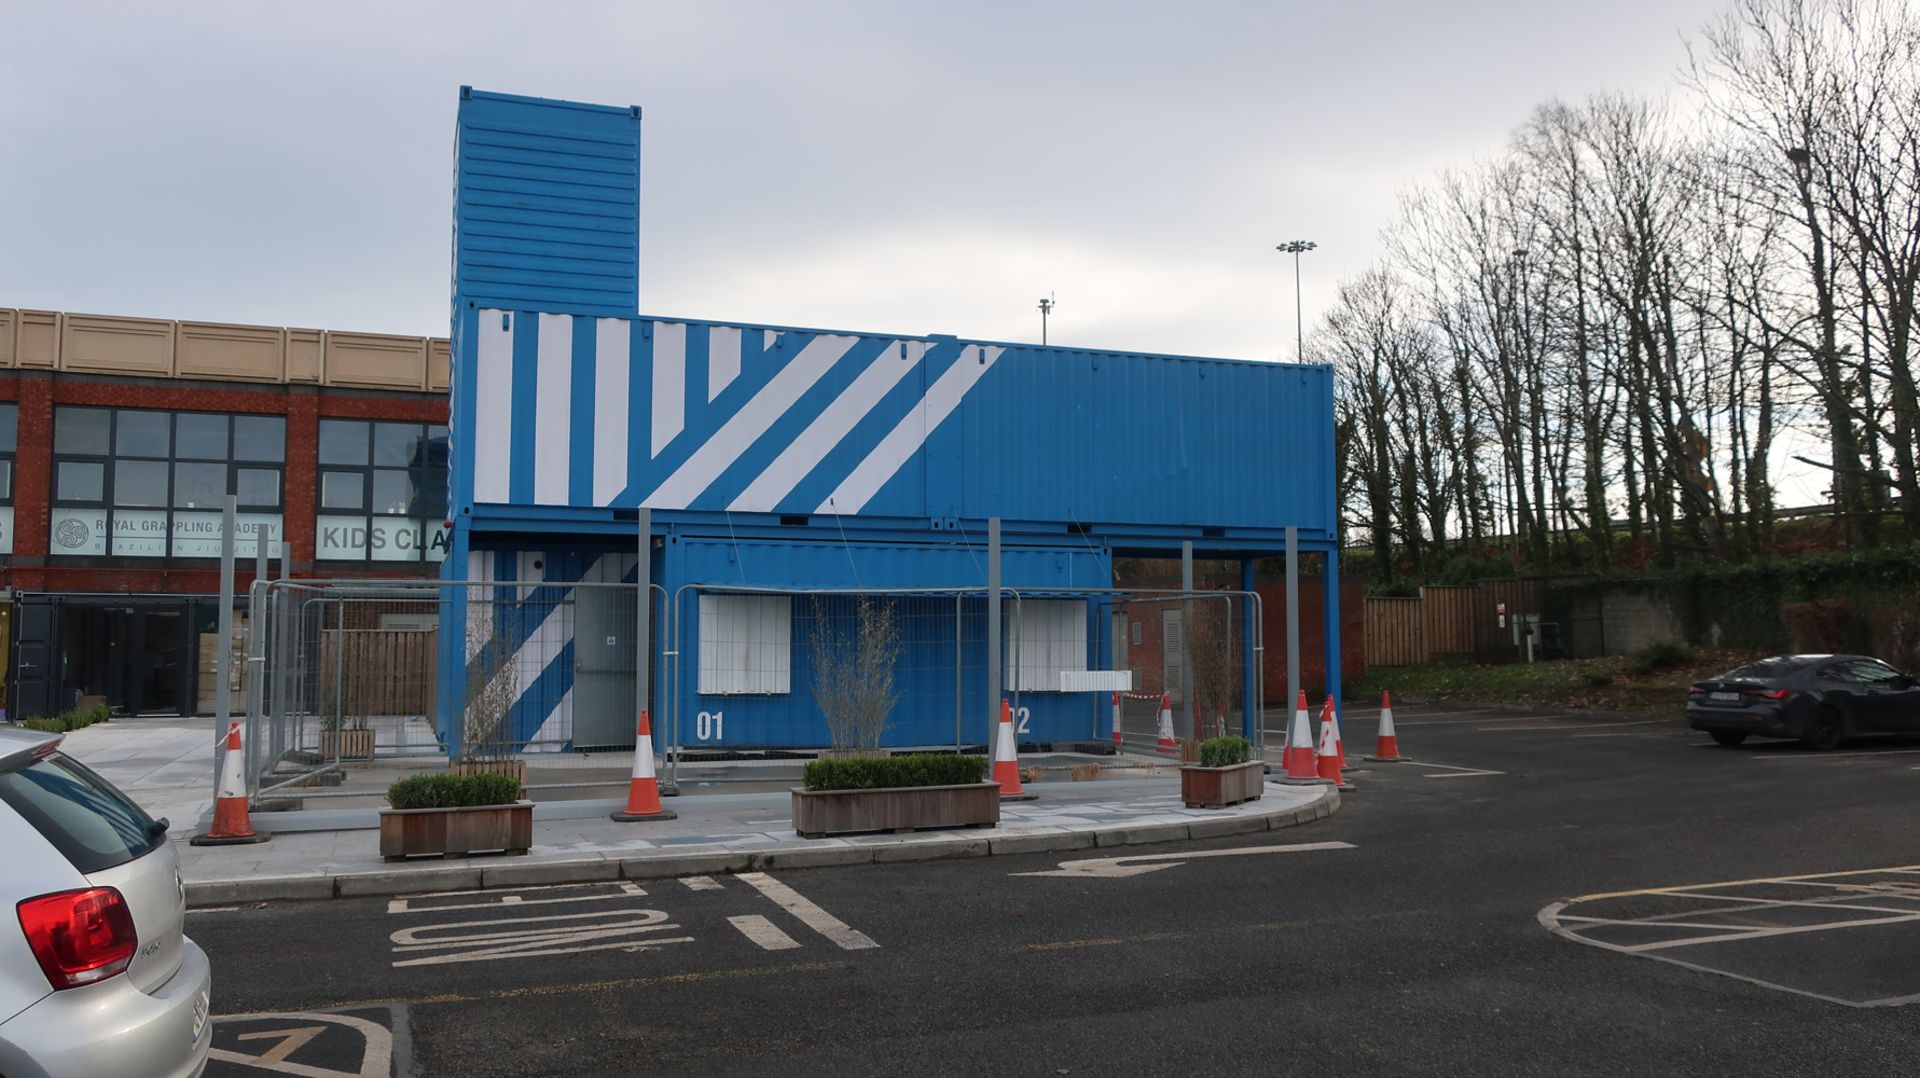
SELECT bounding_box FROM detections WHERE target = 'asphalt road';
[190,703,1920,1076]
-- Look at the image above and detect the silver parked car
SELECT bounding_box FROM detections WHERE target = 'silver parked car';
[0,726,211,1078]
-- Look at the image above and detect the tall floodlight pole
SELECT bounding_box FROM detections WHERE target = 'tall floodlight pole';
[1038,293,1055,346]
[1276,241,1316,360]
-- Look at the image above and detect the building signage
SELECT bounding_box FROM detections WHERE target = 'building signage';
[169,512,284,558]
[50,509,108,556]
[318,516,450,562]
[112,510,170,557]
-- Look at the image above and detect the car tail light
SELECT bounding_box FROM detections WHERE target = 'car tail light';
[1744,688,1794,700]
[16,887,138,990]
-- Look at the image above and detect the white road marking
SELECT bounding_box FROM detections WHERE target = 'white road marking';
[1486,719,1666,732]
[1414,761,1506,778]
[729,914,803,950]
[1397,714,1562,727]
[1752,748,1920,762]
[387,882,646,915]
[1012,840,1355,879]
[208,1010,393,1077]
[187,906,239,914]
[389,908,692,966]
[680,876,725,892]
[737,872,879,950]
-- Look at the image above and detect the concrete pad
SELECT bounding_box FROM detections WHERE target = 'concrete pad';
[479,858,619,889]
[618,850,755,880]
[987,830,1096,856]
[1185,813,1272,840]
[187,875,334,906]
[1093,822,1193,847]
[336,865,482,897]
[871,836,989,863]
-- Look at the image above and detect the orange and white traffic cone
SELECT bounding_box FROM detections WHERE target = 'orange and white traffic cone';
[191,721,270,845]
[1111,692,1124,754]
[1328,696,1349,772]
[1281,690,1319,780]
[1317,697,1354,790]
[994,698,1037,801]
[612,709,677,821]
[1365,690,1410,762]
[1155,692,1178,757]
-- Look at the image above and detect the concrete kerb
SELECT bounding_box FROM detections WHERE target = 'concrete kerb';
[182,787,1340,906]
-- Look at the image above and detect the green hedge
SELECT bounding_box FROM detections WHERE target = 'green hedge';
[1197,735,1252,768]
[802,753,990,792]
[387,772,522,809]
[16,706,111,734]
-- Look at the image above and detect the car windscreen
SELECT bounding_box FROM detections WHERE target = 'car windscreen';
[0,751,162,873]
[1719,658,1813,681]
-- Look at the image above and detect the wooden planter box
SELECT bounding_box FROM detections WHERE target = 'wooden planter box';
[1179,760,1266,809]
[450,758,528,784]
[791,782,1000,839]
[379,801,533,861]
[319,727,376,760]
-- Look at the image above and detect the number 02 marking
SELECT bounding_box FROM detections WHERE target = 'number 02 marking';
[696,710,724,741]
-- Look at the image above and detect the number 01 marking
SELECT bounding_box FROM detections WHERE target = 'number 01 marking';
[696,710,724,741]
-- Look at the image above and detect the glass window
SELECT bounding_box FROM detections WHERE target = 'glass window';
[425,425,450,468]
[417,477,448,519]
[57,461,105,502]
[0,402,18,453]
[236,468,280,507]
[1845,660,1904,685]
[54,407,111,455]
[233,416,285,462]
[371,470,412,514]
[0,752,163,874]
[113,460,169,507]
[373,422,422,467]
[321,471,364,510]
[172,462,228,508]
[0,460,11,501]
[319,420,369,465]
[114,411,170,457]
[174,413,228,459]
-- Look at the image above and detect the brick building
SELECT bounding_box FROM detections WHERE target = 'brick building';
[0,307,448,719]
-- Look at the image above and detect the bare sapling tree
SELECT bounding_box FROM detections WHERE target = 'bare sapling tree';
[810,596,902,751]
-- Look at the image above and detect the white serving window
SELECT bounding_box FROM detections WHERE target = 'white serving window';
[698,594,792,695]
[1012,599,1089,693]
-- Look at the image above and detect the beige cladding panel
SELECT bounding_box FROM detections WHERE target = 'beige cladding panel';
[0,310,14,367]
[427,338,450,392]
[325,331,429,390]
[176,320,284,381]
[18,311,59,368]
[62,313,175,375]
[286,328,322,383]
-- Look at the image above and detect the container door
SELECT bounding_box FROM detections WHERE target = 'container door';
[12,600,57,720]
[572,588,638,749]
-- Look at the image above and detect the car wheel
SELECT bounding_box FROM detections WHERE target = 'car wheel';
[1800,707,1845,752]
[1710,731,1749,748]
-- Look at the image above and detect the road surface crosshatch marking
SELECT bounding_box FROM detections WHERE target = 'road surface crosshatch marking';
[381,877,879,966]
[1540,865,1920,1007]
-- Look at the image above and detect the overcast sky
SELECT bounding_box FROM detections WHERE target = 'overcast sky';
[2,0,1732,362]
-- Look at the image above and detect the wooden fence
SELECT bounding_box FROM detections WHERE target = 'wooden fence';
[319,629,437,718]
[1363,580,1545,668]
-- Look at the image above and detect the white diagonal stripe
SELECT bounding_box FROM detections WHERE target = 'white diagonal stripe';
[641,333,859,511]
[593,318,631,506]
[474,310,514,503]
[818,344,1002,515]
[651,321,685,457]
[708,324,741,401]
[533,313,573,506]
[729,340,923,513]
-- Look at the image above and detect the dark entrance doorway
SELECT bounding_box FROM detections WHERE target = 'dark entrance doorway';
[9,596,200,719]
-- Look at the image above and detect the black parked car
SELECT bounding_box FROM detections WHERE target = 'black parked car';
[1688,654,1920,750]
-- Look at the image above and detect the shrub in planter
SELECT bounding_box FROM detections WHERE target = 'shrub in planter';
[380,772,529,860]
[794,753,996,838]
[1182,735,1263,809]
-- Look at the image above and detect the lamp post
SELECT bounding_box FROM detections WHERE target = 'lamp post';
[1276,241,1316,360]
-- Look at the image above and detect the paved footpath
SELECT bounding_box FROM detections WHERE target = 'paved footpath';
[48,717,1338,903]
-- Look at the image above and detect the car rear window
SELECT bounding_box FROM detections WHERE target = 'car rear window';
[1720,658,1813,680]
[0,752,162,873]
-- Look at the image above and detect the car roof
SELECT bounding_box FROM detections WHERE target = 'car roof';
[0,726,61,775]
